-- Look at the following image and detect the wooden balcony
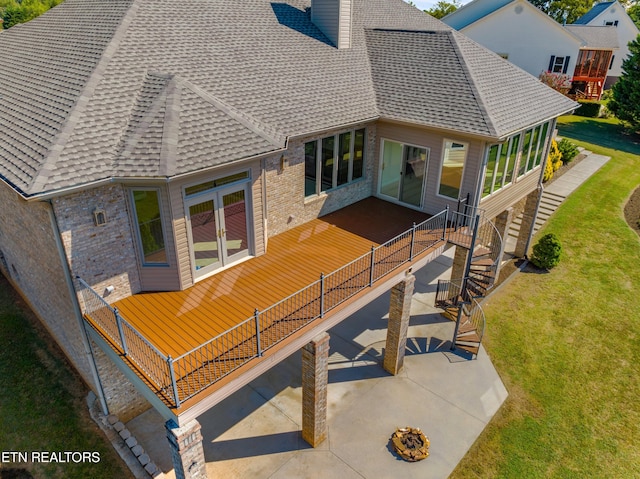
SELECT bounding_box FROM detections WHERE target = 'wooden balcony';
[79,198,449,423]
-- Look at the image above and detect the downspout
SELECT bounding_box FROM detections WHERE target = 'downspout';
[46,199,109,415]
[523,118,558,259]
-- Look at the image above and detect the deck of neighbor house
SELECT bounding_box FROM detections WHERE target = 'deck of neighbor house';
[80,198,450,413]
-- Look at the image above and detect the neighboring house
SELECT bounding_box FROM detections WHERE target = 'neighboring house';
[442,0,582,78]
[0,0,576,476]
[443,0,620,99]
[572,1,640,88]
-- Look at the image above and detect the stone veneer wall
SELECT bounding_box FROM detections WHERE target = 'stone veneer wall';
[265,122,377,236]
[53,183,151,421]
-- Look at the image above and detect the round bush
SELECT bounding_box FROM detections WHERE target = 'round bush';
[530,233,562,270]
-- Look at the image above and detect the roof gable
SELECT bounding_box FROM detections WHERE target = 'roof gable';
[442,0,514,29]
[574,1,615,24]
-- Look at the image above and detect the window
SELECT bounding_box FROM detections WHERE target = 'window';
[605,20,618,26]
[438,141,467,199]
[482,135,519,197]
[517,122,549,177]
[304,129,365,197]
[132,189,167,265]
[549,55,570,74]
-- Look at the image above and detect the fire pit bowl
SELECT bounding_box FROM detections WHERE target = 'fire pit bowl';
[391,427,430,462]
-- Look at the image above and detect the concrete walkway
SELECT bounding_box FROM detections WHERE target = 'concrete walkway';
[506,150,610,251]
[124,149,610,479]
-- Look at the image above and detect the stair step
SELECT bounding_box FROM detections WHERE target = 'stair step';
[454,343,480,356]
[457,331,481,343]
[471,257,493,267]
[472,246,491,258]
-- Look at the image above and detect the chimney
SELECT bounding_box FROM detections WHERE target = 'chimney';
[311,0,353,49]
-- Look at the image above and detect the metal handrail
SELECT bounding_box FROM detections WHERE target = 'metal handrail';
[78,209,449,407]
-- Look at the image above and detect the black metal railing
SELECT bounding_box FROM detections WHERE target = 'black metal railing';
[78,209,449,408]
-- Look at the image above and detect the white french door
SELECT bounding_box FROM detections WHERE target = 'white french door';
[186,183,250,279]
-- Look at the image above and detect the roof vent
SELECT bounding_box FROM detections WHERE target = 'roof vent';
[311,0,353,49]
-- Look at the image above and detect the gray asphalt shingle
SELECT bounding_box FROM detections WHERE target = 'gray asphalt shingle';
[0,0,577,198]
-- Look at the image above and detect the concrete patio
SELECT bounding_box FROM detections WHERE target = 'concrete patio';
[127,247,508,479]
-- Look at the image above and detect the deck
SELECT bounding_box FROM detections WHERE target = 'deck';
[80,198,449,415]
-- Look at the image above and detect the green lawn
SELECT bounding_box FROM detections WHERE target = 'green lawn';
[0,278,133,479]
[451,116,640,478]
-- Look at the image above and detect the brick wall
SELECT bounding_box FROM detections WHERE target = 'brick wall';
[0,181,94,384]
[265,122,377,236]
[53,184,141,302]
[53,184,151,419]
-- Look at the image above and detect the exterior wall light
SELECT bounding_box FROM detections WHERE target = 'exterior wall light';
[93,207,107,226]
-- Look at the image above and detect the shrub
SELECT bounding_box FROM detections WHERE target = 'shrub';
[575,100,602,118]
[530,233,562,270]
[557,138,579,164]
[543,140,562,182]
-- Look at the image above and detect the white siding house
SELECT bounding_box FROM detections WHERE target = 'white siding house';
[444,0,581,78]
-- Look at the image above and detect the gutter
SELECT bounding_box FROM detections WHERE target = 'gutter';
[46,200,109,415]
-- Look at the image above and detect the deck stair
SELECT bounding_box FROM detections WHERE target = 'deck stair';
[436,205,502,358]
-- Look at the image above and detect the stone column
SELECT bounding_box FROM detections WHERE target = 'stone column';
[515,189,541,258]
[301,332,330,447]
[450,245,468,283]
[383,272,415,375]
[492,207,514,282]
[166,419,207,479]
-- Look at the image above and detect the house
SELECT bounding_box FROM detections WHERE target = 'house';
[0,0,576,476]
[443,0,620,99]
[442,0,583,78]
[572,1,640,88]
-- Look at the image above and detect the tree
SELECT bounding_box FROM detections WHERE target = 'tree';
[425,0,461,19]
[628,3,640,30]
[529,0,594,24]
[1,0,62,29]
[609,35,640,133]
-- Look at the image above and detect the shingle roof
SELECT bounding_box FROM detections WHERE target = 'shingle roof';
[0,0,577,198]
[564,25,619,49]
[366,29,577,138]
[573,2,614,25]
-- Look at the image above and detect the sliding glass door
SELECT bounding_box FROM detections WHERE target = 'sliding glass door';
[379,140,428,208]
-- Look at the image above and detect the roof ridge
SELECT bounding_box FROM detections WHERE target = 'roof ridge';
[27,0,141,196]
[114,72,175,176]
[447,31,498,138]
[179,79,286,150]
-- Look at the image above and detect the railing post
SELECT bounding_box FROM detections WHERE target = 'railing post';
[369,245,375,286]
[444,205,449,241]
[254,308,262,357]
[114,308,129,356]
[409,222,416,261]
[167,356,181,409]
[319,273,325,318]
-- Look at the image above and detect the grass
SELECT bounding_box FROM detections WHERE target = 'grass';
[450,115,640,478]
[0,278,134,479]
